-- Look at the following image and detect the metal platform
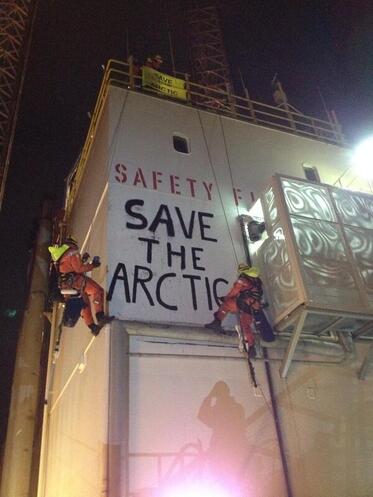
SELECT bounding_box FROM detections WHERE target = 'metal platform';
[276,305,373,377]
[246,175,373,376]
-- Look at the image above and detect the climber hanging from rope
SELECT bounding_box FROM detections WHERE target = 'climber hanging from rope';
[205,263,276,357]
[48,236,114,336]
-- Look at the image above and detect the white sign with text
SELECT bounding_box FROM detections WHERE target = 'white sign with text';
[108,164,241,325]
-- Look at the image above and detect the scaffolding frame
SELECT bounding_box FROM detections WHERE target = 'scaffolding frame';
[0,0,37,209]
[187,4,233,104]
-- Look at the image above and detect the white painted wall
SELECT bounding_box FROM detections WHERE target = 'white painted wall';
[110,325,373,497]
[41,143,110,496]
[272,350,373,497]
[41,87,373,497]
[42,326,109,497]
[106,88,353,327]
[126,333,286,497]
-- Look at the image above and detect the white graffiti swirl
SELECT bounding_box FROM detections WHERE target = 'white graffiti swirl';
[282,179,335,221]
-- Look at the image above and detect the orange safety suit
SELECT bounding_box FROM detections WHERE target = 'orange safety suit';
[59,247,104,327]
[214,275,263,346]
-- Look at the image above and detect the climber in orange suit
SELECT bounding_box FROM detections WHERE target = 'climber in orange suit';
[58,236,114,334]
[205,264,275,357]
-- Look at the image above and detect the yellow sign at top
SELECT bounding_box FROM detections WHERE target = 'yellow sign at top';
[142,66,187,101]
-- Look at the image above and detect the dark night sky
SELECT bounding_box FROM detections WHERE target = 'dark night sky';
[1,0,373,448]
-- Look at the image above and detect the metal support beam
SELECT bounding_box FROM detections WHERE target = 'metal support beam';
[0,0,37,209]
[352,321,373,339]
[316,317,345,336]
[187,4,233,107]
[358,343,373,380]
[279,310,308,378]
[276,306,305,333]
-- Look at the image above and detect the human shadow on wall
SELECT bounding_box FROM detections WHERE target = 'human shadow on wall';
[197,381,249,490]
[131,382,250,497]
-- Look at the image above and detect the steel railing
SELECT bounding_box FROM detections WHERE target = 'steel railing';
[65,58,346,218]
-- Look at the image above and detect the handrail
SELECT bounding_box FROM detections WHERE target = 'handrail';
[65,58,346,219]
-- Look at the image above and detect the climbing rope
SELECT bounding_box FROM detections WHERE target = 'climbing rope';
[81,89,130,252]
[218,115,241,221]
[196,109,240,265]
[197,111,280,418]
[247,357,258,388]
[235,322,258,387]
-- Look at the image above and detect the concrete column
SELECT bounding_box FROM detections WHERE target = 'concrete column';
[0,203,52,497]
[107,320,130,497]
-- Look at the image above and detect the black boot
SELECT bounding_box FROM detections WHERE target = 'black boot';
[96,312,115,327]
[204,317,224,333]
[89,323,101,336]
[247,345,257,359]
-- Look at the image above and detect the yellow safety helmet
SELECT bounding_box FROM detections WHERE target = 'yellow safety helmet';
[238,263,260,278]
[48,244,70,262]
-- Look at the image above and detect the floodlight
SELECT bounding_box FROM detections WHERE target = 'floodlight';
[352,136,373,179]
[161,481,233,497]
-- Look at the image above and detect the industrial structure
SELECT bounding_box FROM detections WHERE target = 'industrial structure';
[2,4,373,497]
[188,5,232,93]
[29,59,373,497]
[0,0,37,209]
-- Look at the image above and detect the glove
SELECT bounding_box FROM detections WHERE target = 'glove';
[92,256,101,268]
[82,252,90,263]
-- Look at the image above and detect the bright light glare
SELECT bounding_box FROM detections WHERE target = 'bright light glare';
[161,481,232,497]
[352,136,373,179]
